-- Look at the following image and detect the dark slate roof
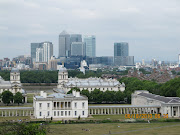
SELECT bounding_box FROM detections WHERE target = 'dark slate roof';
[138,93,180,103]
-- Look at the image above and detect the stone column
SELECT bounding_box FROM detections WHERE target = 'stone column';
[108,108,109,114]
[95,109,96,115]
[178,106,180,117]
[105,108,107,114]
[1,111,3,117]
[16,111,17,116]
[5,111,7,117]
[172,106,174,117]
[121,108,122,114]
[101,109,103,114]
[23,110,24,116]
[117,108,119,114]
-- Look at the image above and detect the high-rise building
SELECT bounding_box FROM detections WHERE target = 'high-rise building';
[114,42,134,66]
[70,34,82,44]
[42,42,53,63]
[36,48,43,62]
[84,35,96,57]
[59,31,70,57]
[71,42,86,56]
[114,42,129,57]
[31,42,53,63]
[31,43,43,62]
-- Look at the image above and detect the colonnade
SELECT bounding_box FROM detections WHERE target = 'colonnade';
[53,101,71,110]
[0,107,33,117]
[88,107,159,115]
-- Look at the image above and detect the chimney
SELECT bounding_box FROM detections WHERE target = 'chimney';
[72,90,76,96]
[76,91,80,97]
[40,91,47,98]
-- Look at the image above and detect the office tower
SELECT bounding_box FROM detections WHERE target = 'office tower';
[84,35,96,57]
[71,42,86,56]
[31,43,43,62]
[70,34,82,43]
[114,42,134,66]
[31,42,53,63]
[59,31,70,57]
[114,42,129,57]
[42,42,53,63]
[36,48,43,62]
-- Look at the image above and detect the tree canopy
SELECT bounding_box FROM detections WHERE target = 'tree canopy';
[2,91,14,105]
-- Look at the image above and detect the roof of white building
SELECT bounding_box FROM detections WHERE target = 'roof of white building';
[35,92,88,101]
[138,92,180,104]
[0,76,11,89]
[65,77,125,87]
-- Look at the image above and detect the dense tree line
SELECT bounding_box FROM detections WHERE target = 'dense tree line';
[68,88,126,103]
[0,69,128,83]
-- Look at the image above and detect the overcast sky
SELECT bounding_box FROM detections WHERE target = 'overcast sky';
[0,0,180,61]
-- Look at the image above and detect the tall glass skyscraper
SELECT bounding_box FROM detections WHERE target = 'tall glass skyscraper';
[71,42,86,56]
[31,43,43,62]
[114,42,129,57]
[31,42,53,63]
[59,31,70,57]
[114,42,134,66]
[84,35,96,57]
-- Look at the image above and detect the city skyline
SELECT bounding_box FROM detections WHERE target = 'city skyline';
[0,0,180,61]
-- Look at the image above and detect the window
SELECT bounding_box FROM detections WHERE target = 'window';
[75,102,77,108]
[47,103,50,108]
[69,111,71,116]
[61,111,63,116]
[54,111,56,116]
[40,112,42,116]
[75,111,77,116]
[65,111,67,116]
[82,102,85,108]
[39,103,42,109]
[47,111,50,116]
[82,111,84,116]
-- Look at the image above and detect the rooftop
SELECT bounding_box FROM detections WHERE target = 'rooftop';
[138,92,180,104]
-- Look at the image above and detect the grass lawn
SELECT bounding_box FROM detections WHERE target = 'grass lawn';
[27,94,34,103]
[48,122,180,135]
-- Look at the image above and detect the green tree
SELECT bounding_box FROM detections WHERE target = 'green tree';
[14,92,23,105]
[67,87,80,94]
[2,91,13,106]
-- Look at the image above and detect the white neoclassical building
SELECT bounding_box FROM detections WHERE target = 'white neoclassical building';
[55,67,125,93]
[0,68,27,102]
[132,90,180,117]
[33,91,88,119]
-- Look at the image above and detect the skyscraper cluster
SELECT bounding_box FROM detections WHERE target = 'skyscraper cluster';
[58,31,96,58]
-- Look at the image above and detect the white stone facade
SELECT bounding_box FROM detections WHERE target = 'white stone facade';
[0,68,27,102]
[33,91,88,119]
[57,67,125,93]
[132,90,180,117]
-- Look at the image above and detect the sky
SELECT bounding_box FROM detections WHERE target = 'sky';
[0,0,180,61]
